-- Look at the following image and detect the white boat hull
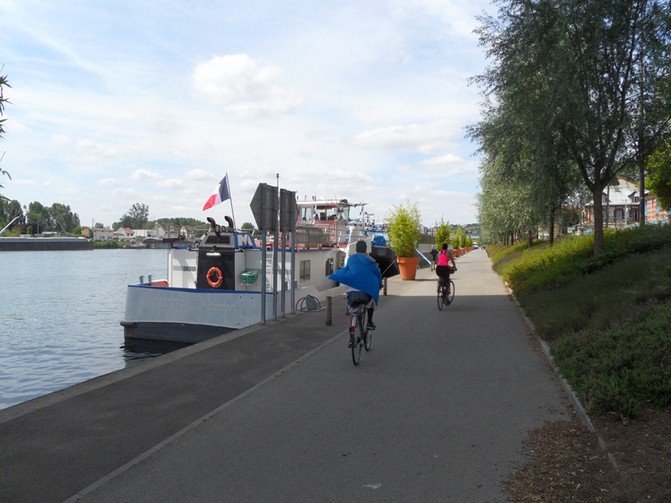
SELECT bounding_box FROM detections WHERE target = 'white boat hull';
[122,282,345,344]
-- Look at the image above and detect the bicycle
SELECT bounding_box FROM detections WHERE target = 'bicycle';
[437,276,455,310]
[349,301,373,365]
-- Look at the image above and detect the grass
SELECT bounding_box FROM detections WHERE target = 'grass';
[490,225,671,419]
[496,225,671,297]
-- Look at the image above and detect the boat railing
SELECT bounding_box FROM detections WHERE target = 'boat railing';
[295,226,334,247]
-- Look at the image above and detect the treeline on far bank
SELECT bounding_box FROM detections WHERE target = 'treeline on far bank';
[488,225,671,419]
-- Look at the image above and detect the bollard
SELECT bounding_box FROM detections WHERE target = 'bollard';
[326,296,332,325]
[383,277,388,296]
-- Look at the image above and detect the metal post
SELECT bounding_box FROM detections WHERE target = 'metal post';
[273,174,279,320]
[291,224,296,315]
[383,277,388,296]
[261,228,267,324]
[281,229,286,318]
[326,296,332,325]
[260,188,267,325]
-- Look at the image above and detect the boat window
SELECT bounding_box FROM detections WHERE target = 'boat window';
[300,260,311,281]
[325,258,334,276]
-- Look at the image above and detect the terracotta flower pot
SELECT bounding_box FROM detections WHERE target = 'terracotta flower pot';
[397,256,420,280]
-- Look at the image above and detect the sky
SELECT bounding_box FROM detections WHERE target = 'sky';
[0,0,494,230]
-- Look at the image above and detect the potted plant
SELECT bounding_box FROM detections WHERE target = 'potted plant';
[386,200,422,280]
[435,218,451,250]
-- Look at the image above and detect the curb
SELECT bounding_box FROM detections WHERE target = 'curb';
[505,283,620,470]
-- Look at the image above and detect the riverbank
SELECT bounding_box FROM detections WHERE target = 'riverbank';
[489,226,671,501]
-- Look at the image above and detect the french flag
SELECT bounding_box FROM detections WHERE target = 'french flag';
[202,175,231,211]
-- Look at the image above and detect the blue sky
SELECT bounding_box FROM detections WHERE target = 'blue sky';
[1,0,493,229]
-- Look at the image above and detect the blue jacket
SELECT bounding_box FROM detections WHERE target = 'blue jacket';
[329,253,383,303]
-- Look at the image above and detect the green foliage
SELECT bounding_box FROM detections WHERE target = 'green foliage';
[0,72,8,140]
[386,200,421,257]
[452,226,468,249]
[1,69,11,196]
[495,226,671,296]
[0,197,21,229]
[93,240,128,249]
[552,303,671,417]
[647,141,671,210]
[241,222,255,232]
[497,225,671,418]
[473,0,671,255]
[154,217,206,230]
[116,203,150,229]
[22,201,81,234]
[434,218,450,247]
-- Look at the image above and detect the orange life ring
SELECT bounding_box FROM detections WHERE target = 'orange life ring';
[206,267,223,288]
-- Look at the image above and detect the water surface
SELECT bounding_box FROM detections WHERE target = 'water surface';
[0,249,176,410]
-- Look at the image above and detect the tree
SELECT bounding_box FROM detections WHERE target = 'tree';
[49,202,80,233]
[434,218,451,247]
[0,198,22,229]
[118,203,150,229]
[241,222,255,232]
[474,0,671,253]
[0,68,11,200]
[647,141,671,209]
[26,201,50,234]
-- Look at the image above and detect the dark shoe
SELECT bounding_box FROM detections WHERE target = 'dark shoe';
[367,321,376,330]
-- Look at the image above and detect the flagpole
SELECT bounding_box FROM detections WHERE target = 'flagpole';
[226,173,236,230]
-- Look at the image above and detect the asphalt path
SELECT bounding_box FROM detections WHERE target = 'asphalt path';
[66,249,570,503]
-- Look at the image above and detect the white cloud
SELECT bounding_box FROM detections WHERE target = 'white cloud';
[97,178,117,187]
[186,169,218,181]
[156,178,183,189]
[193,54,303,117]
[51,135,71,147]
[352,120,460,153]
[423,153,478,174]
[130,169,161,181]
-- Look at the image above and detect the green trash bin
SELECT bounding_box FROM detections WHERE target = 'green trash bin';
[241,270,259,285]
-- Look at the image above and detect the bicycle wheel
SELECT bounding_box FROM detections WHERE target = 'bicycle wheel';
[437,282,445,310]
[362,309,372,351]
[445,280,455,305]
[351,312,363,365]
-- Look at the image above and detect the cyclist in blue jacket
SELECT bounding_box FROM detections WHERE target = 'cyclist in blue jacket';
[329,240,382,332]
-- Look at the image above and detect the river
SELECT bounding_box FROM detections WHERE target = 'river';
[0,248,184,411]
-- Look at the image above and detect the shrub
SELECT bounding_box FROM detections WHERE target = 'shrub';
[551,303,671,418]
[500,226,671,296]
[386,201,421,257]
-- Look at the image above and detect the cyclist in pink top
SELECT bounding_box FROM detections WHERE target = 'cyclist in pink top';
[435,243,457,294]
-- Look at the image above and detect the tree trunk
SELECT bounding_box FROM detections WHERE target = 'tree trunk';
[592,186,605,254]
[549,206,556,245]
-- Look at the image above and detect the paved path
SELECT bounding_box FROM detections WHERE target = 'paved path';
[0,249,570,502]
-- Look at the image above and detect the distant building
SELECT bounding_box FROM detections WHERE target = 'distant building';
[583,178,641,229]
[134,228,158,239]
[645,194,670,225]
[581,177,670,231]
[113,227,134,241]
[92,227,115,241]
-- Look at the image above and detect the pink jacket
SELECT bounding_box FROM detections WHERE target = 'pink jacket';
[436,250,453,267]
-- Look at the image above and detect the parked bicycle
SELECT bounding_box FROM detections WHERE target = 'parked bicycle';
[437,275,455,310]
[349,300,373,365]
